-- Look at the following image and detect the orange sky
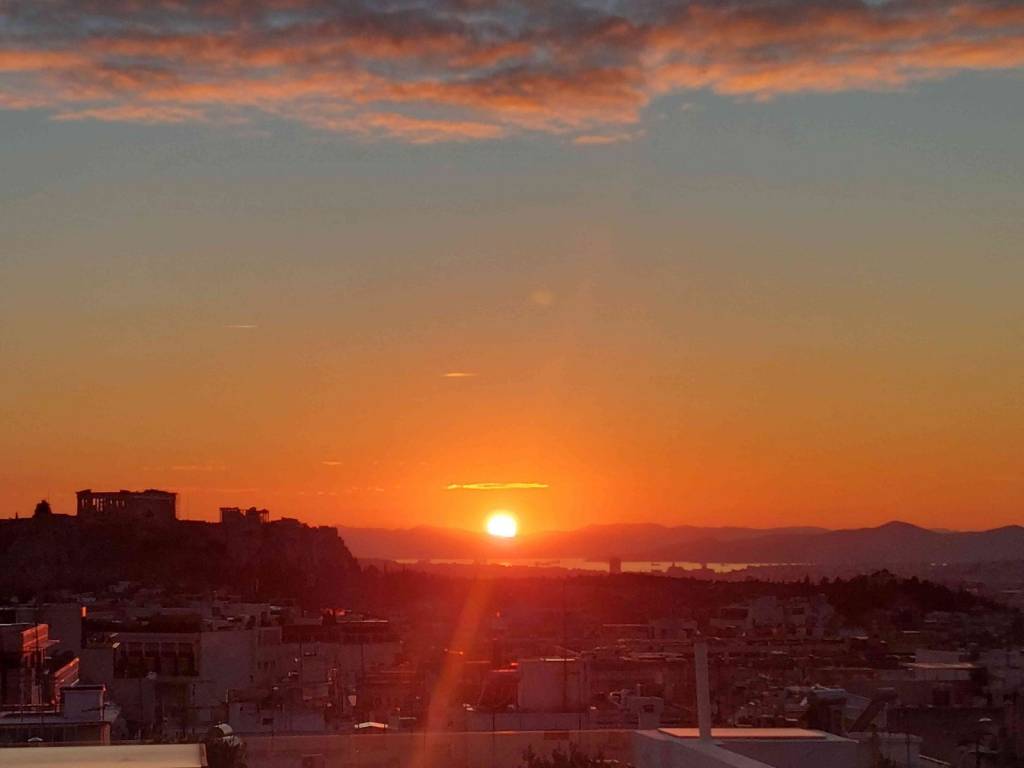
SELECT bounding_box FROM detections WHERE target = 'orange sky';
[1,1,1023,533]
[2,219,1021,532]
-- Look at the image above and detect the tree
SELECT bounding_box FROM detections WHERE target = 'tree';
[523,743,625,768]
[33,500,52,518]
[205,739,247,768]
[205,725,247,768]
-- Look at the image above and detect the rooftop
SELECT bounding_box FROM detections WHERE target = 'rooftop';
[0,744,205,768]
[658,728,849,741]
[906,662,978,670]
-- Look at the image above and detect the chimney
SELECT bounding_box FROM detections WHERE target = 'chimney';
[695,640,712,741]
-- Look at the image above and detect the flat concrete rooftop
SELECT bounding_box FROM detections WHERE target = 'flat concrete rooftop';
[659,728,847,740]
[0,744,205,768]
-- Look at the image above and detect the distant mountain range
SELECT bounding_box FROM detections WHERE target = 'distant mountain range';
[338,520,1024,565]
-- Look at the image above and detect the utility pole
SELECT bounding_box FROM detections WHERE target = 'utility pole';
[695,640,712,741]
[562,577,568,714]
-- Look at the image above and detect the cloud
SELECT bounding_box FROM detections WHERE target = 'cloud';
[573,131,643,146]
[321,460,343,466]
[300,110,506,144]
[54,104,207,124]
[446,482,550,491]
[443,371,478,378]
[1,1,1023,142]
[177,486,259,493]
[224,323,257,329]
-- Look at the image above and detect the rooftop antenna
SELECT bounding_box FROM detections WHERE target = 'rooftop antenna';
[695,639,712,741]
[562,576,567,713]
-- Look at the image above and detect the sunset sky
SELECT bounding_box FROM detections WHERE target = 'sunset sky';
[1,1,1022,532]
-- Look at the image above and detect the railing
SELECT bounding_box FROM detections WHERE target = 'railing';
[0,705,59,713]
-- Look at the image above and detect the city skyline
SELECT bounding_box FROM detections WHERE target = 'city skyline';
[2,1,1023,532]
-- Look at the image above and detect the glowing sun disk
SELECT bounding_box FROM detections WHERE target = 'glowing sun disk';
[485,511,518,538]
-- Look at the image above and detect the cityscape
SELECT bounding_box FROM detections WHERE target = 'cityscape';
[2,490,1024,767]
[3,1,1024,767]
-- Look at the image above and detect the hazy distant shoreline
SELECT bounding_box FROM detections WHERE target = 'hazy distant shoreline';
[340,520,1024,566]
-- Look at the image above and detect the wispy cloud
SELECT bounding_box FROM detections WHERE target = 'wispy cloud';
[573,131,643,146]
[54,104,207,125]
[443,371,478,378]
[1,2,1023,143]
[224,323,257,329]
[446,482,550,491]
[171,463,226,472]
[177,486,258,493]
[321,460,342,466]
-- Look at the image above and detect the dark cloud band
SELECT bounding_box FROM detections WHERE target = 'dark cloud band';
[2,1,1022,141]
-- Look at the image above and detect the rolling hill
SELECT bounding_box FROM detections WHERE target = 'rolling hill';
[339,520,1024,565]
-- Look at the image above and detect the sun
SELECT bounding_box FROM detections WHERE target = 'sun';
[485,511,518,538]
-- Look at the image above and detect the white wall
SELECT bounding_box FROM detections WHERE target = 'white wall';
[201,629,258,701]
